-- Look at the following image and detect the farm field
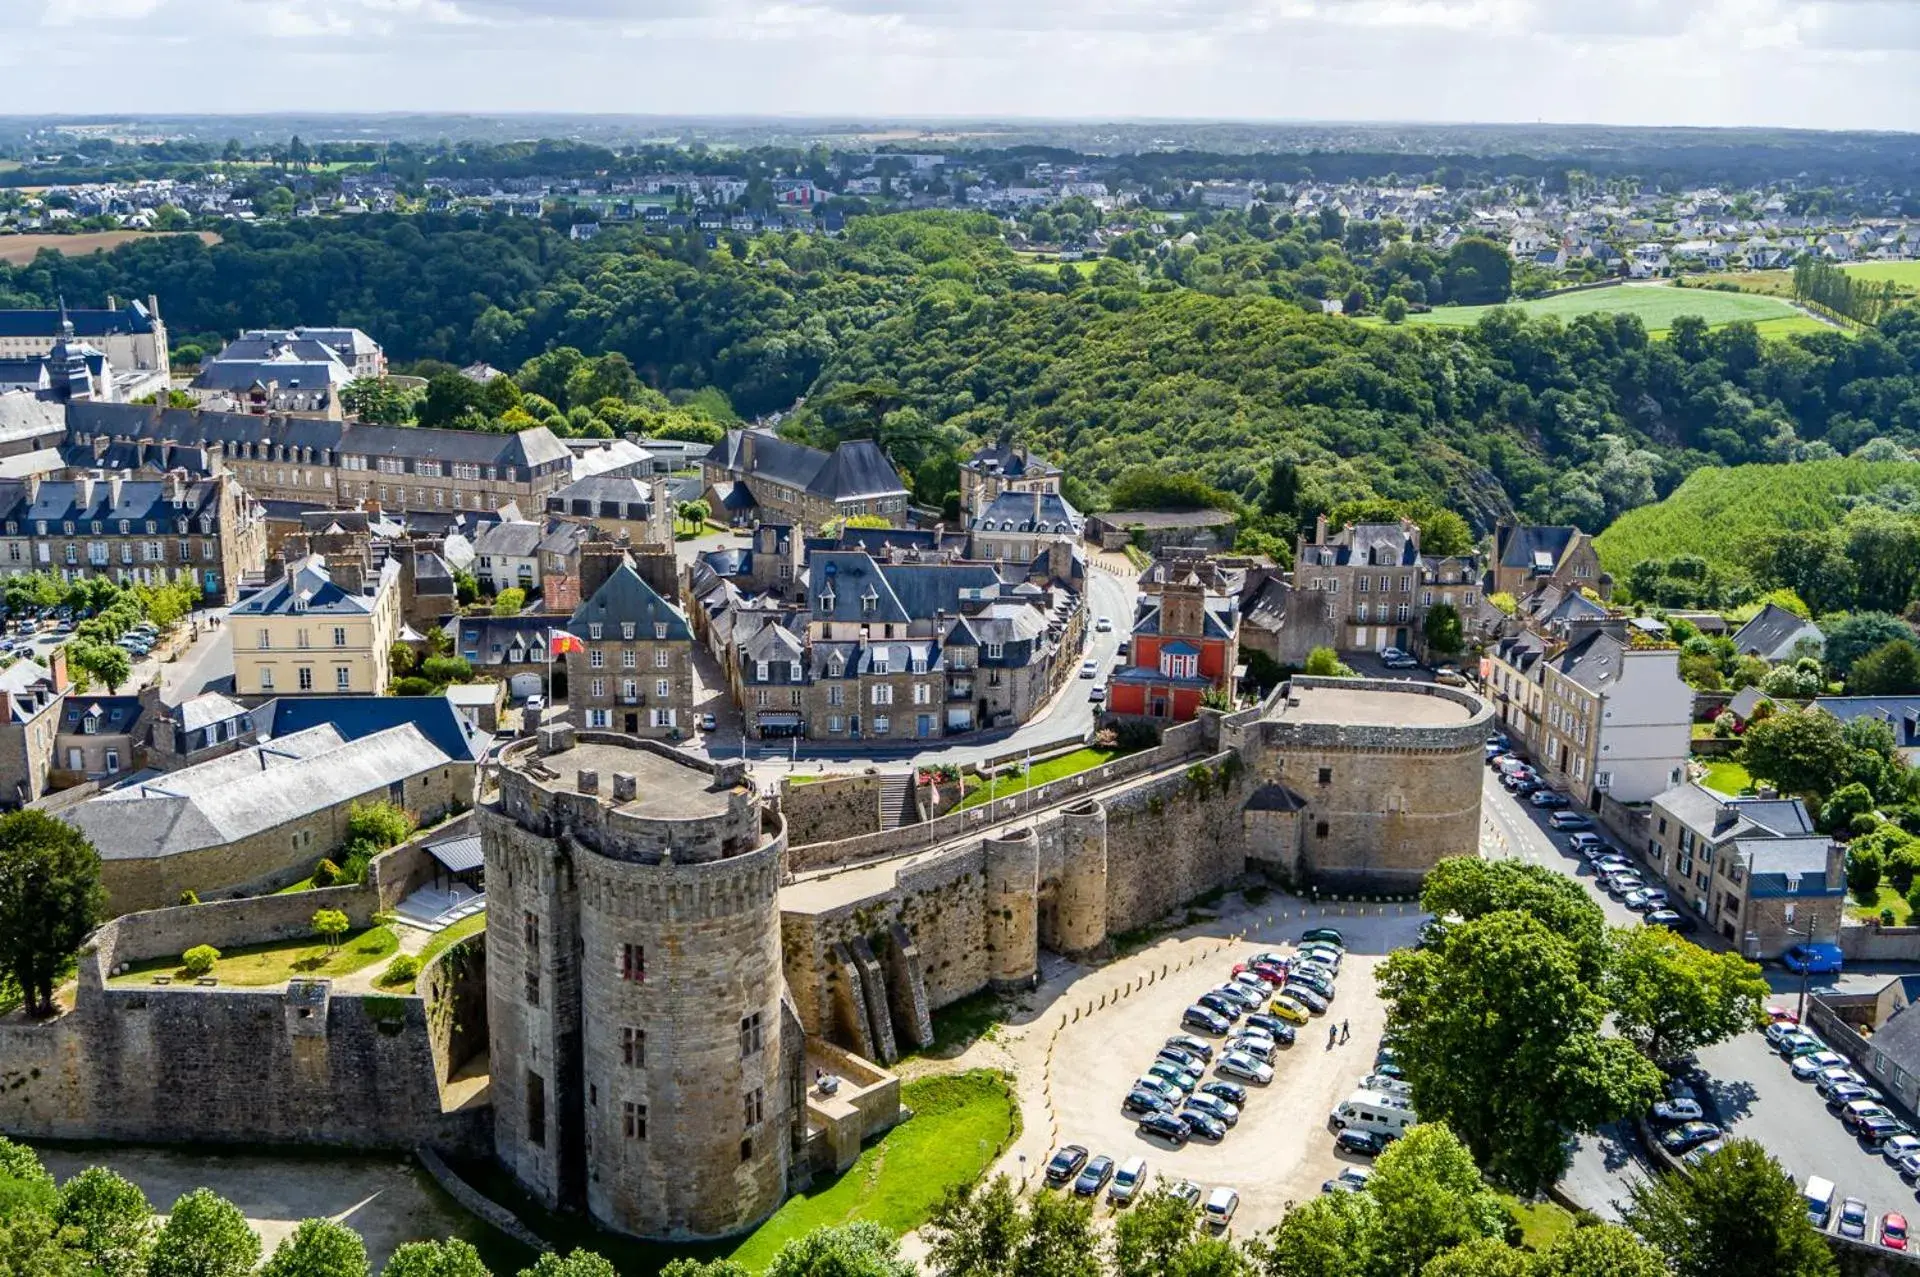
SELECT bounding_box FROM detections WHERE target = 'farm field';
[1403,282,1827,337]
[0,229,219,265]
[1843,260,1920,288]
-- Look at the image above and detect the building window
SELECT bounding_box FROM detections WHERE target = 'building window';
[1318,767,1332,785]
[104,750,119,773]
[740,1012,764,1057]
[524,967,540,1006]
[740,1137,754,1163]
[526,1072,546,1146]
[1315,821,1329,838]
[622,1026,644,1067]
[590,650,605,668]
[523,911,540,953]
[588,708,610,728]
[621,943,644,982]
[622,649,636,669]
[655,679,669,699]
[744,1086,764,1127]
[336,667,351,689]
[298,667,314,691]
[872,685,893,705]
[333,627,347,647]
[591,678,605,698]
[624,1101,646,1140]
[260,668,275,690]
[658,650,674,670]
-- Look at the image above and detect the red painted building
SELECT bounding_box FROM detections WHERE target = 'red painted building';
[1109,576,1240,721]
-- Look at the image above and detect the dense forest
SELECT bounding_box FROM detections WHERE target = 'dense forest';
[5,211,1920,542]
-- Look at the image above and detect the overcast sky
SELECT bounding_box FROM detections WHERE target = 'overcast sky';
[5,0,1918,130]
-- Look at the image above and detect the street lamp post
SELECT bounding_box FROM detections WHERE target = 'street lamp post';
[1795,914,1818,1026]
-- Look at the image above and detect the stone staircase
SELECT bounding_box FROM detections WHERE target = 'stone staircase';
[877,773,916,831]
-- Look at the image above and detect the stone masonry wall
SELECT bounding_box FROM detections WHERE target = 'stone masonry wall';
[1102,755,1249,934]
[93,886,378,971]
[780,775,888,845]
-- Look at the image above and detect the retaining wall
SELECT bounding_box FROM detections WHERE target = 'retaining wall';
[780,775,890,845]
[1840,922,1920,964]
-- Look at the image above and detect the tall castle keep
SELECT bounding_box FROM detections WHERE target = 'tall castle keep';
[480,725,799,1240]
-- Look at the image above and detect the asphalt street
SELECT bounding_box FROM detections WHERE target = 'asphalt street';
[1484,771,1920,1232]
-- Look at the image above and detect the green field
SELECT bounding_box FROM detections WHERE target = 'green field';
[1405,283,1827,337]
[1843,261,1920,289]
[1592,458,1920,582]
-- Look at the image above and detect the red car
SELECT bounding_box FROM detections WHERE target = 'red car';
[1767,1005,1800,1025]
[1884,1213,1909,1250]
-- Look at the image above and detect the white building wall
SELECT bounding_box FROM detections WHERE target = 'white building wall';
[1595,650,1692,803]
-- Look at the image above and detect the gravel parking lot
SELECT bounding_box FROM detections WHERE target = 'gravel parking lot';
[1027,895,1425,1235]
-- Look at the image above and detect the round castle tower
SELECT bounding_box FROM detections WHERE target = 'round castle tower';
[482,725,792,1240]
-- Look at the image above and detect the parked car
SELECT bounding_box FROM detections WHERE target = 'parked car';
[1200,1079,1247,1107]
[1297,943,1344,971]
[1767,1021,1818,1049]
[1137,1111,1189,1146]
[1243,1014,1296,1044]
[1322,1167,1374,1194]
[1183,1006,1232,1036]
[1793,1051,1851,1080]
[1196,993,1244,1022]
[1181,1109,1226,1142]
[1840,1099,1896,1131]
[1839,1198,1870,1241]
[1109,1155,1148,1204]
[1095,616,1114,633]
[1548,811,1592,830]
[698,712,718,732]
[1267,995,1311,1025]
[1660,1121,1724,1154]
[1858,1115,1911,1146]
[1165,1034,1216,1063]
[1381,648,1418,670]
[1288,970,1337,1002]
[1651,1099,1705,1125]
[1644,909,1698,932]
[1184,1092,1239,1127]
[1435,668,1469,688]
[1882,1135,1920,1168]
[1217,1051,1274,1085]
[1135,1077,1184,1106]
[1203,1186,1240,1231]
[1568,832,1607,855]
[1044,1145,1089,1185]
[1301,927,1345,947]
[1883,1212,1910,1251]
[1813,1066,1864,1096]
[1225,1034,1275,1063]
[1167,1178,1204,1209]
[1123,1089,1173,1118]
[1362,1073,1412,1098]
[1783,943,1845,975]
[1827,1081,1884,1108]
[1335,1128,1387,1158]
[1529,790,1571,808]
[1079,659,1098,679]
[1073,1154,1115,1197]
[1146,1061,1199,1094]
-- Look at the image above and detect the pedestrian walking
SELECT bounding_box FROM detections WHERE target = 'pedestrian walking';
[1340,1019,1350,1043]
[1328,1024,1338,1050]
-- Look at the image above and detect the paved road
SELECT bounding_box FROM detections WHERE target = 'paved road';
[159,608,233,705]
[1483,771,1919,1231]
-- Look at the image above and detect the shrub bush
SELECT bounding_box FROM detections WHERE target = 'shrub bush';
[381,954,422,986]
[181,945,219,976]
[310,858,341,887]
[177,889,199,906]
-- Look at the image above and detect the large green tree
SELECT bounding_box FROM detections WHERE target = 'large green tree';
[381,1240,494,1277]
[1248,1192,1376,1277]
[763,1222,917,1277]
[1378,912,1663,1192]
[1849,638,1920,695]
[1738,709,1847,799]
[1821,612,1912,678]
[148,1189,262,1277]
[1531,1225,1668,1277]
[260,1219,369,1277]
[0,810,105,1016]
[1623,1140,1837,1277]
[1419,858,1609,979]
[1366,1125,1509,1271]
[1604,927,1769,1065]
[55,1166,153,1277]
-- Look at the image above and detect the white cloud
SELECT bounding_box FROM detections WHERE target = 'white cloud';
[1,0,1916,128]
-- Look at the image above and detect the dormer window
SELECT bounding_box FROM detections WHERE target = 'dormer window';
[861,587,878,614]
[872,655,889,675]
[756,661,770,682]
[177,519,188,533]
[145,521,156,534]
[789,661,803,682]
[589,623,603,640]
[653,622,668,640]
[829,654,845,676]
[820,587,835,611]
[90,521,102,534]
[119,521,129,534]
[292,594,307,613]
[621,622,635,640]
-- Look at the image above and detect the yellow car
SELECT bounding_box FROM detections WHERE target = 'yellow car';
[1268,995,1311,1025]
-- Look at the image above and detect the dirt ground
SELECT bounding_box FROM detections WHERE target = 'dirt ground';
[918,886,1425,1245]
[29,1145,485,1270]
[0,230,219,265]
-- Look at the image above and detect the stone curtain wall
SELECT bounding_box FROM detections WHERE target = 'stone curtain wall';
[92,886,378,971]
[1102,755,1250,933]
[780,775,889,845]
[419,930,488,1085]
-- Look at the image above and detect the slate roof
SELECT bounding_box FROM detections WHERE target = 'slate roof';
[963,442,1060,479]
[230,556,398,618]
[176,691,251,733]
[810,551,911,624]
[67,723,452,861]
[58,696,145,739]
[1863,996,1920,1076]
[473,520,544,560]
[1731,603,1824,658]
[0,475,223,526]
[0,394,66,445]
[207,334,350,368]
[707,428,907,501]
[1656,782,1817,841]
[1131,594,1237,641]
[253,691,487,763]
[971,490,1083,537]
[191,356,350,394]
[566,562,693,642]
[1549,630,1628,693]
[0,302,156,338]
[546,475,655,520]
[1093,508,1238,531]
[1815,697,1920,751]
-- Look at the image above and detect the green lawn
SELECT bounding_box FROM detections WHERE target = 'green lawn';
[1699,757,1754,796]
[953,747,1133,811]
[1502,1196,1577,1251]
[1405,283,1815,336]
[727,1071,1018,1272]
[1851,883,1913,926]
[110,925,398,987]
[273,876,315,894]
[1843,261,1920,289]
[411,912,487,990]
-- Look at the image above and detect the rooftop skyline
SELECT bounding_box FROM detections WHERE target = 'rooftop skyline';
[3,0,1916,132]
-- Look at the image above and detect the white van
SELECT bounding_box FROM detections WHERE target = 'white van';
[1803,1175,1837,1230]
[1203,1186,1240,1231]
[1109,1156,1148,1205]
[1329,1090,1418,1139]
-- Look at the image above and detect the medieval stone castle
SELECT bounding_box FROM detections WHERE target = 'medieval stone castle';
[0,674,1488,1244]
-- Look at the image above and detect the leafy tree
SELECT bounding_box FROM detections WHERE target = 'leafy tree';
[55,1166,152,1277]
[1623,1139,1837,1277]
[1009,1189,1102,1277]
[416,373,486,430]
[762,1221,917,1277]
[493,587,527,616]
[1366,1124,1509,1272]
[1848,638,1920,694]
[926,1175,1022,1276]
[148,1189,261,1277]
[1822,611,1912,678]
[181,945,220,976]
[312,909,350,953]
[1378,911,1663,1193]
[453,569,479,606]
[0,810,105,1016]
[1263,456,1302,523]
[1419,857,1608,979]
[1759,658,1822,699]
[1303,647,1354,678]
[658,1260,749,1277]
[680,498,713,527]
[1820,781,1873,832]
[1441,236,1513,305]
[340,378,418,426]
[1417,1239,1530,1277]
[1848,842,1886,904]
[1604,927,1768,1065]
[420,656,473,686]
[1247,1191,1376,1277]
[519,1252,616,1277]
[71,641,132,693]
[381,1240,493,1277]
[1531,1224,1669,1277]
[1109,1186,1205,1277]
[1739,709,1847,798]
[261,1219,369,1277]
[1107,467,1239,512]
[1382,295,1409,324]
[1424,604,1463,656]
[345,800,415,850]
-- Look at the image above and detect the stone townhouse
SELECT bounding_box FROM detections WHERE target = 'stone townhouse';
[1485,618,1691,808]
[1490,522,1609,603]
[473,519,544,598]
[50,694,149,786]
[562,550,696,739]
[449,614,562,700]
[702,428,909,531]
[806,636,945,743]
[968,489,1083,568]
[543,474,672,554]
[228,554,405,697]
[958,442,1062,518]
[63,402,573,516]
[0,652,71,808]
[1645,783,1846,956]
[1284,516,1484,660]
[0,471,267,605]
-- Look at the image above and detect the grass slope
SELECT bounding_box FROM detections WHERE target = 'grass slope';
[1405,283,1820,336]
[109,925,398,987]
[1592,459,1920,581]
[953,746,1132,810]
[727,1071,1018,1272]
